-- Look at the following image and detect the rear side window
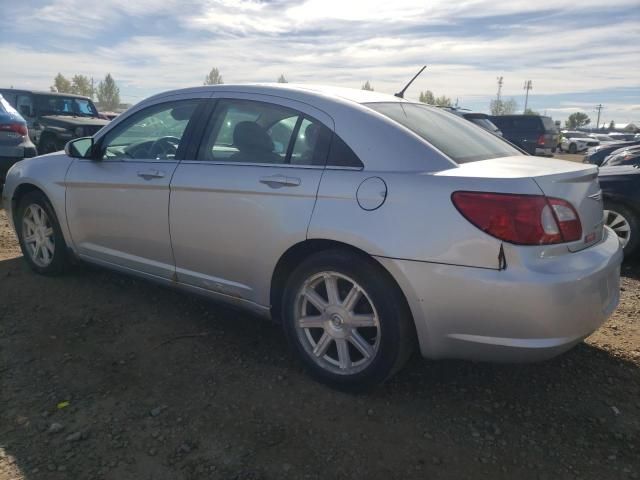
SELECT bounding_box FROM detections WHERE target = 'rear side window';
[326,134,364,168]
[368,103,521,163]
[198,99,332,166]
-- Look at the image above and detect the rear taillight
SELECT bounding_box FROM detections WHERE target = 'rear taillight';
[0,123,28,136]
[451,192,582,245]
[536,134,545,146]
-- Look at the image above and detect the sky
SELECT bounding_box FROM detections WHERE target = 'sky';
[1,0,639,125]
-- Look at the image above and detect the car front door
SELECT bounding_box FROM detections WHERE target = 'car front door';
[169,94,334,307]
[65,95,205,279]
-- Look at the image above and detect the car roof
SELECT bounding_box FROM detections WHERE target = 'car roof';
[0,88,92,100]
[147,83,408,107]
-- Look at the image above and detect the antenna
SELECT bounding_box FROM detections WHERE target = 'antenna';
[394,65,427,99]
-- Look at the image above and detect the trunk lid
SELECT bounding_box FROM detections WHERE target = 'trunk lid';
[437,156,604,251]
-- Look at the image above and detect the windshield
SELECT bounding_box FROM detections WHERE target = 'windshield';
[469,118,500,132]
[367,102,521,163]
[36,95,99,117]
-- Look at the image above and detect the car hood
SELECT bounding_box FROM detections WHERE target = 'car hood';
[40,115,110,127]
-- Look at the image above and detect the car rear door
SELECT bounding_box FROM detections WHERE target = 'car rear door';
[169,94,334,307]
[65,94,208,279]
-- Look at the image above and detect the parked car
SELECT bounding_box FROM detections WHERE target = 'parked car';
[609,132,637,142]
[601,146,640,168]
[2,84,622,390]
[488,115,558,155]
[599,165,640,257]
[583,140,640,165]
[0,89,109,154]
[560,131,599,153]
[440,108,503,136]
[0,94,37,187]
[589,133,616,143]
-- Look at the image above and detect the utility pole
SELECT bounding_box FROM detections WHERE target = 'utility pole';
[91,77,95,100]
[595,104,604,130]
[496,76,503,102]
[523,80,533,112]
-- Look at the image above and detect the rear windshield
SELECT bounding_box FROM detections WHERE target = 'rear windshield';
[367,102,521,163]
[469,118,500,132]
[541,116,557,132]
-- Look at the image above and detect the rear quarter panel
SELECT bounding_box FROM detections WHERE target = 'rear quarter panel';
[308,169,543,269]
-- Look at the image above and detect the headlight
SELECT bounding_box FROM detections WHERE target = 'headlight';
[74,127,84,136]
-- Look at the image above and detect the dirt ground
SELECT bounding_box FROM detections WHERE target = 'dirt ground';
[1,201,639,479]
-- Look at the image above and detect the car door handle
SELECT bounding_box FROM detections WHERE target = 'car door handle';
[259,174,301,188]
[137,169,165,180]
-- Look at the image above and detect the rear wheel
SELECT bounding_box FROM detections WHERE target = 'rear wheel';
[282,250,415,391]
[604,202,638,258]
[16,191,71,275]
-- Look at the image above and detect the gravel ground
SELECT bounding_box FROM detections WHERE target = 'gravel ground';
[1,205,639,480]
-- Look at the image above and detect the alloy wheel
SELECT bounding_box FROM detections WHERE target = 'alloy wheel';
[22,204,55,267]
[604,209,631,248]
[294,271,380,375]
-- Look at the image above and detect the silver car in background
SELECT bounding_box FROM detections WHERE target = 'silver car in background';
[1,85,622,390]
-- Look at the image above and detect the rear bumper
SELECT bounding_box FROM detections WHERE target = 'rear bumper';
[376,227,623,362]
[535,147,553,156]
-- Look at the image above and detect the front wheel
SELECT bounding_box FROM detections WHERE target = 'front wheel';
[569,143,577,154]
[16,191,71,275]
[282,250,415,391]
[604,202,638,258]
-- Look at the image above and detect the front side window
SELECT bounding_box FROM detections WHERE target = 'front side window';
[35,95,99,118]
[198,99,331,166]
[16,95,34,118]
[368,102,522,164]
[100,100,199,161]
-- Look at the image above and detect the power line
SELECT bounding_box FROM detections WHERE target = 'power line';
[496,76,503,102]
[595,104,604,129]
[523,80,533,112]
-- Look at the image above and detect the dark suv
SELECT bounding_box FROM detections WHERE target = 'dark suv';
[489,115,558,156]
[0,89,109,154]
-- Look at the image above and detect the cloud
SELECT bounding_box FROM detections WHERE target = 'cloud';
[1,0,638,122]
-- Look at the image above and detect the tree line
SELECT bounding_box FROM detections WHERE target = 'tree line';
[50,73,120,111]
[66,67,600,128]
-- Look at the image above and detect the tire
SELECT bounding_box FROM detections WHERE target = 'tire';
[38,134,60,154]
[281,249,415,391]
[604,202,639,258]
[569,143,577,154]
[15,190,71,275]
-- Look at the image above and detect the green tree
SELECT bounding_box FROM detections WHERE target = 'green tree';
[70,75,93,97]
[523,108,539,115]
[361,81,374,91]
[434,95,452,107]
[204,67,223,85]
[608,120,616,130]
[51,73,71,93]
[277,74,288,83]
[565,112,591,129]
[96,73,120,111]
[419,90,435,104]
[490,98,518,115]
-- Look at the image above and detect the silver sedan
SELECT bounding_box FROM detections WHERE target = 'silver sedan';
[1,85,623,390]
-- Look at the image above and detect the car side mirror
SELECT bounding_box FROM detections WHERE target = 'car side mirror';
[19,105,32,117]
[65,137,96,159]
